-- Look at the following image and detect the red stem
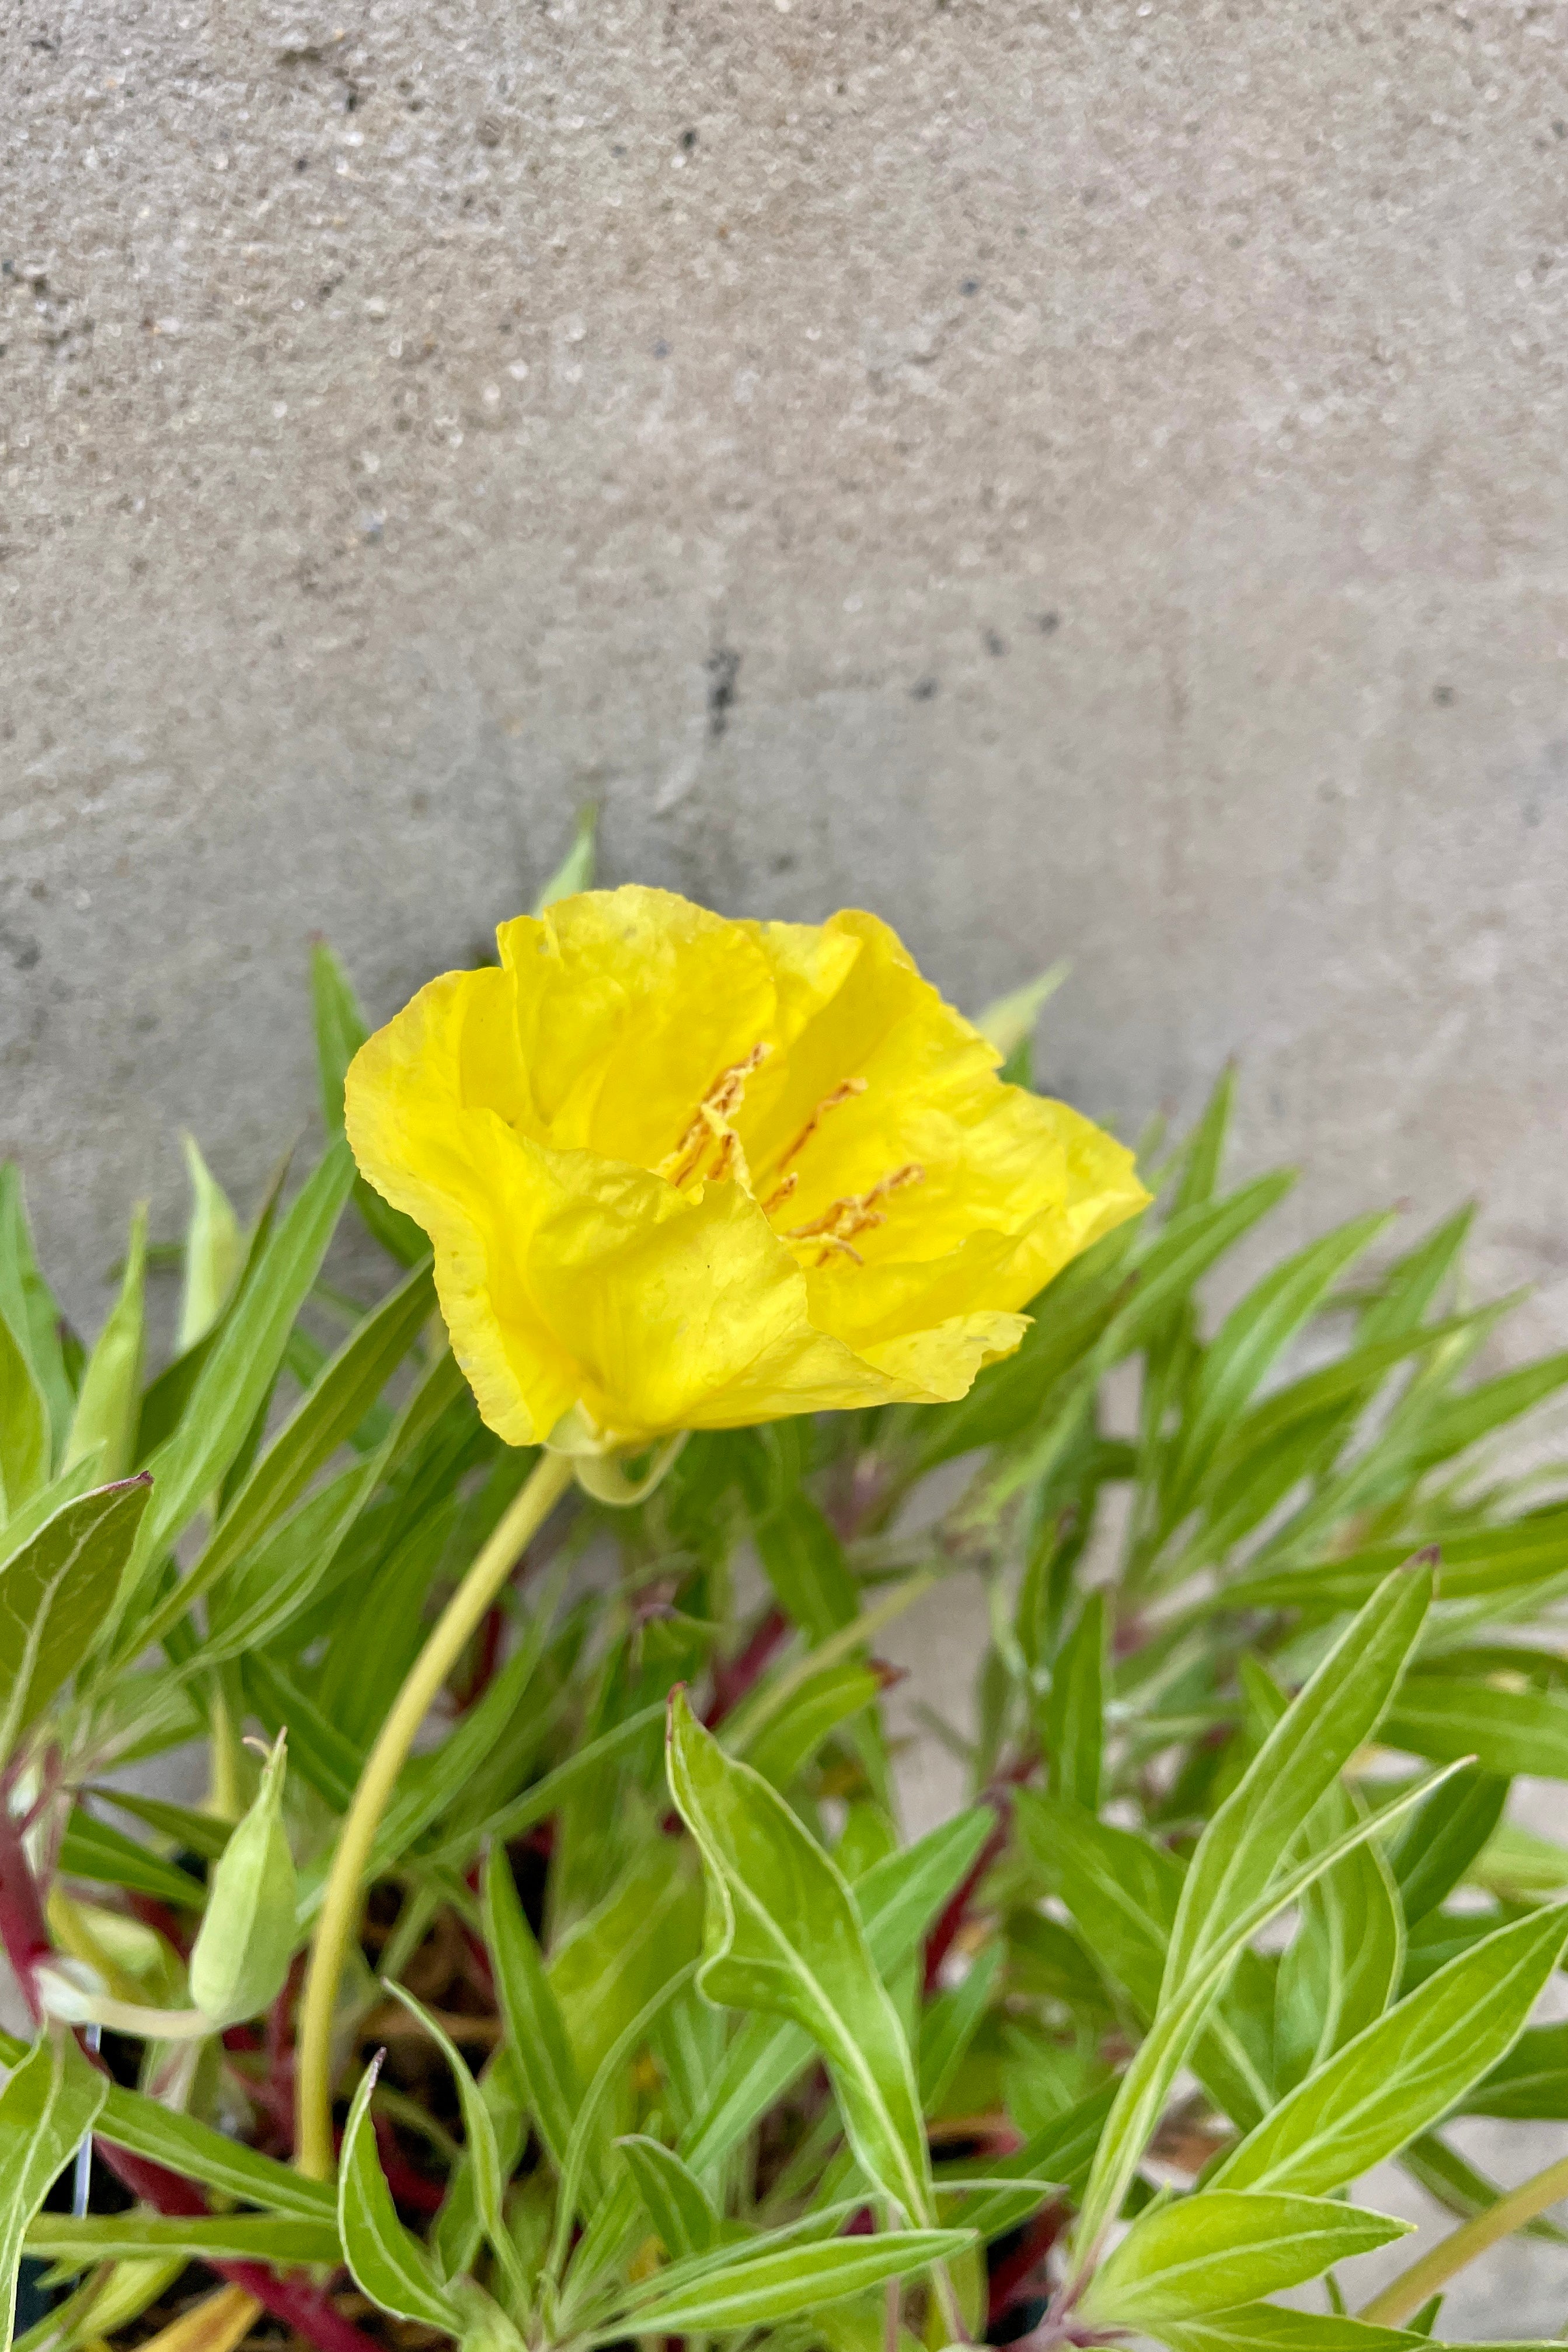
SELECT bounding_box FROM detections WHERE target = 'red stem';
[97,2145,381,2352]
[707,1607,789,1726]
[923,1758,1036,1994]
[987,2203,1068,2325]
[0,1800,51,2021]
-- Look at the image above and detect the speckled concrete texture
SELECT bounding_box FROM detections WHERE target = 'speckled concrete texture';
[5,0,1568,1344]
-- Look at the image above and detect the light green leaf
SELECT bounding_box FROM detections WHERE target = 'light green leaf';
[65,1204,147,1482]
[532,804,597,912]
[114,1141,355,1633]
[0,1480,150,1762]
[57,1810,206,1909]
[743,1657,883,1789]
[1274,1831,1403,2090]
[612,2228,973,2339]
[548,1965,697,2275]
[92,2079,334,2221]
[186,1458,381,1671]
[1078,2191,1410,2329]
[1457,2020,1568,2120]
[176,1134,245,1354]
[133,1254,433,1660]
[187,1730,295,2027]
[920,1943,1002,2116]
[482,1846,582,2175]
[677,1808,992,2177]
[1166,1565,1431,1992]
[1213,1902,1568,2196]
[1151,2304,1426,2351]
[0,1309,50,1525]
[339,2053,464,2330]
[974,962,1069,1060]
[1043,1590,1105,1810]
[615,2135,720,2257]
[1392,1763,1510,1927]
[0,2032,107,2349]
[0,1167,73,1461]
[667,1691,931,2223]
[382,1984,529,2305]
[1162,1211,1392,1529]
[1383,1679,1568,1779]
[1070,1566,1440,2266]
[23,2213,340,2269]
[310,938,430,1264]
[550,1841,702,2086]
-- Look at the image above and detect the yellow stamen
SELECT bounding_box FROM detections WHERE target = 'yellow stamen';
[785,1162,925,1267]
[658,1043,770,1191]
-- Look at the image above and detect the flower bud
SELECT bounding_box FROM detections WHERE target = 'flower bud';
[188,1731,295,2029]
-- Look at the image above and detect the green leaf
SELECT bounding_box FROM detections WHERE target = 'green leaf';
[920,1943,1002,2116]
[65,1204,147,1482]
[0,2032,107,2348]
[339,2053,464,2329]
[1151,2305,1426,2351]
[132,1253,432,1661]
[974,963,1069,1060]
[1043,1590,1105,1810]
[549,1841,703,2087]
[0,1480,150,1761]
[1391,1764,1509,1926]
[1212,1902,1568,2196]
[94,1789,232,1862]
[115,1141,354,1633]
[1458,2020,1568,2120]
[1167,1563,1431,1994]
[1162,1210,1392,1527]
[612,2228,973,2339]
[750,1489,859,1642]
[615,2135,720,2257]
[743,1657,883,1789]
[1274,1830,1403,2089]
[1384,1678,1568,1779]
[23,2213,341,2269]
[187,1730,295,2027]
[188,1458,381,1671]
[549,1964,697,2274]
[677,1807,992,2177]
[1069,1567,1441,2264]
[482,1845,582,2175]
[532,804,598,912]
[0,1308,50,1525]
[92,2081,335,2221]
[667,1691,932,2224]
[1400,2129,1568,2242]
[57,1810,207,1910]
[176,1134,245,1354]
[382,1984,529,2305]
[311,940,429,1264]
[1078,2191,1409,2329]
[0,1167,74,1462]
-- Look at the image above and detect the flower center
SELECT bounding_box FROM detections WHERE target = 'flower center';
[658,1051,924,1266]
[656,1042,771,1191]
[782,1162,925,1267]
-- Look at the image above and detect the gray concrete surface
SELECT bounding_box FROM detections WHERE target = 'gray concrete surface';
[5,0,1568,1354]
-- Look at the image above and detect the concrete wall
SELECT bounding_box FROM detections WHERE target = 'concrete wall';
[6,0,1568,1339]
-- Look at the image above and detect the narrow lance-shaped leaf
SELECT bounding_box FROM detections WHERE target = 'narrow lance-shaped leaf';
[666,1689,932,2225]
[0,1309,50,1526]
[337,2054,464,2332]
[1211,1901,1568,2197]
[382,1984,531,2306]
[615,2135,720,2259]
[1077,2191,1410,2330]
[65,1203,147,1482]
[1069,1563,1439,2267]
[0,1480,150,1765]
[0,2031,107,2348]
[611,2229,974,2342]
[176,1134,245,1355]
[111,1138,355,1635]
[481,1845,583,2175]
[1043,1589,1105,1811]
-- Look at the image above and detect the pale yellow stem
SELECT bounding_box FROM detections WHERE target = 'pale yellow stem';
[1359,2151,1568,2328]
[294,1448,575,2179]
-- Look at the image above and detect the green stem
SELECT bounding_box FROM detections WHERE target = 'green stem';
[294,1448,575,2180]
[1358,2151,1568,2328]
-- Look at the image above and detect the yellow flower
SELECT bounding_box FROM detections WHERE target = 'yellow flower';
[345,887,1147,1450]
